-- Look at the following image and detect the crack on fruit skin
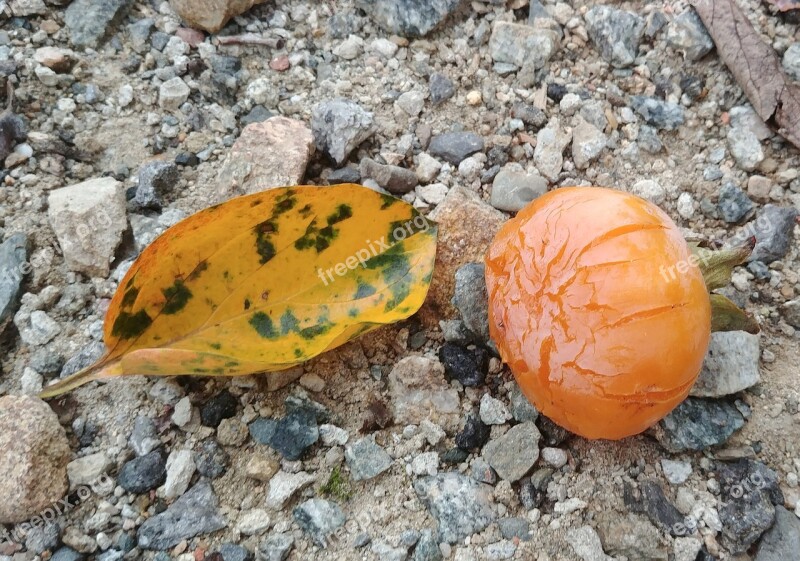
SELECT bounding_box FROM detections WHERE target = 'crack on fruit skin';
[486,187,712,439]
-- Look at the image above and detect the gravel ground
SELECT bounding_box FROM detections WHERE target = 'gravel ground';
[0,0,799,560]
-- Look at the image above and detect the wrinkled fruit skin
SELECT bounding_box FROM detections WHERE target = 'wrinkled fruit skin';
[485,187,711,440]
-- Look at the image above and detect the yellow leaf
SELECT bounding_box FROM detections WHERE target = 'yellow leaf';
[41,184,438,397]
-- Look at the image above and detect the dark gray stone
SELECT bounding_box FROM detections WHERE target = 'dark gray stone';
[428,132,484,165]
[755,506,800,561]
[0,232,29,325]
[311,99,375,166]
[482,422,541,481]
[137,481,226,550]
[51,548,85,561]
[293,498,346,548]
[218,543,253,561]
[127,18,154,53]
[25,521,60,554]
[438,343,488,387]
[413,529,442,561]
[729,205,799,264]
[129,415,160,457]
[452,263,489,342]
[241,106,274,126]
[118,450,166,494]
[249,409,319,461]
[429,73,455,105]
[653,398,745,452]
[511,103,547,129]
[357,0,461,38]
[135,161,178,209]
[29,348,64,378]
[60,341,106,378]
[328,167,361,185]
[631,96,685,130]
[716,459,783,554]
[345,435,393,481]
[718,182,754,223]
[414,472,496,544]
[194,439,229,479]
[626,480,685,536]
[637,125,663,153]
[200,390,238,428]
[455,412,490,451]
[584,6,645,67]
[498,517,531,541]
[64,0,132,47]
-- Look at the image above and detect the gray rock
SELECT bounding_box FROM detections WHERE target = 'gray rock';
[429,73,455,105]
[357,0,460,37]
[718,182,754,223]
[135,161,178,209]
[29,348,64,378]
[414,472,496,544]
[716,459,783,554]
[596,512,668,561]
[249,410,319,461]
[534,122,570,181]
[691,332,759,397]
[645,11,669,38]
[64,0,132,47]
[293,498,346,548]
[784,299,800,328]
[626,480,685,535]
[328,166,361,185]
[728,204,799,264]
[511,103,547,129]
[584,6,645,68]
[498,517,531,541]
[572,119,607,169]
[666,9,714,61]
[345,435,393,481]
[51,548,85,561]
[129,415,161,457]
[482,422,541,481]
[257,533,294,561]
[360,158,417,194]
[652,398,745,452]
[137,481,226,549]
[428,132,484,165]
[0,233,29,325]
[117,450,166,494]
[413,529,442,561]
[219,544,253,561]
[728,127,764,171]
[452,263,489,342]
[491,169,547,212]
[755,506,800,561]
[127,18,154,53]
[311,99,375,166]
[489,22,559,70]
[194,439,229,479]
[782,43,800,82]
[631,96,685,130]
[508,384,539,423]
[637,125,663,153]
[566,526,614,561]
[16,310,61,346]
[25,521,60,554]
[371,541,409,561]
[60,341,105,378]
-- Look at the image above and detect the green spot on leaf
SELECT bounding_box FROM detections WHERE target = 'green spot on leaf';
[111,310,153,339]
[162,279,193,315]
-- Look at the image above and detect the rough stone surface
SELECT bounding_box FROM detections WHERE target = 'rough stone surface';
[0,396,71,523]
[489,22,558,70]
[388,356,459,424]
[169,0,266,32]
[266,470,316,509]
[0,233,29,326]
[728,127,764,171]
[357,0,461,38]
[65,0,132,47]
[653,398,745,452]
[118,450,166,494]
[572,119,607,169]
[666,9,714,61]
[729,205,798,264]
[482,422,541,481]
[491,168,547,212]
[345,435,393,481]
[414,472,496,544]
[566,525,615,561]
[137,480,226,549]
[135,160,178,209]
[584,6,645,68]
[293,498,346,548]
[691,332,760,397]
[217,117,314,201]
[782,43,800,82]
[718,181,754,223]
[754,506,800,561]
[311,99,375,166]
[452,263,490,343]
[631,96,685,130]
[428,132,484,165]
[48,177,127,277]
[360,157,418,194]
[534,120,571,181]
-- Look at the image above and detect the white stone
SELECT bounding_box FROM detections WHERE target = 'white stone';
[370,38,398,58]
[673,537,703,561]
[158,77,190,111]
[479,394,512,425]
[416,153,443,183]
[35,66,59,87]
[246,78,278,107]
[677,192,694,219]
[236,508,271,535]
[566,526,614,561]
[572,119,607,169]
[629,179,666,205]
[20,367,43,395]
[172,397,192,427]
[560,93,582,116]
[333,35,363,60]
[541,447,568,468]
[47,177,127,277]
[118,84,134,108]
[416,183,449,205]
[67,453,112,488]
[727,127,764,172]
[661,459,692,485]
[266,471,316,509]
[554,497,588,514]
[17,310,61,347]
[319,424,349,446]
[395,90,425,117]
[411,452,440,476]
[164,450,196,499]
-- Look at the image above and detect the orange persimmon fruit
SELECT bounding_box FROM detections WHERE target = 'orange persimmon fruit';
[485,186,715,440]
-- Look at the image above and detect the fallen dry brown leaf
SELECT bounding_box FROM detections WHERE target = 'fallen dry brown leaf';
[694,0,800,149]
